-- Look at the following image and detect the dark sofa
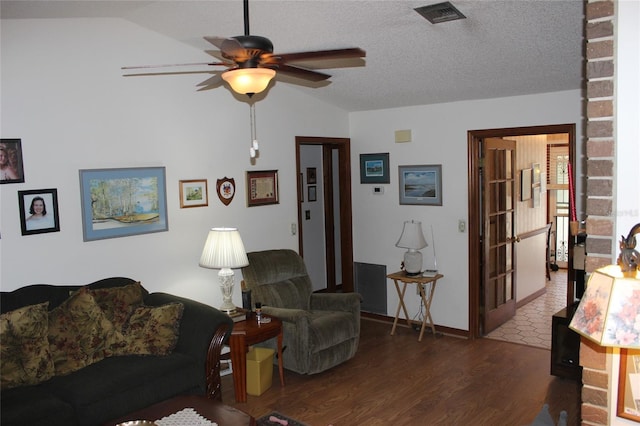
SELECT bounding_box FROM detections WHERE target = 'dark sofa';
[0,277,233,426]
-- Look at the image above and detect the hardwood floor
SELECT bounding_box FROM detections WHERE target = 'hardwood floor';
[221,318,581,425]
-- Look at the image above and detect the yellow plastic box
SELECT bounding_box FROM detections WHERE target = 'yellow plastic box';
[246,347,274,396]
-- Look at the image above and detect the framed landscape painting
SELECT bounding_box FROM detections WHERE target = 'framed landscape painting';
[360,153,390,184]
[398,164,442,206]
[179,179,208,208]
[79,167,168,241]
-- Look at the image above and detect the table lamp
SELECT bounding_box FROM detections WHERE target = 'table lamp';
[396,220,428,276]
[569,223,640,348]
[199,227,249,314]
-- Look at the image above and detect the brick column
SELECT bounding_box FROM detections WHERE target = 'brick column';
[579,1,616,425]
[584,0,615,272]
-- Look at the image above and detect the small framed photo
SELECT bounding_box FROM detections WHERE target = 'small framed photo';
[398,164,442,206]
[18,189,60,235]
[1,139,25,184]
[247,170,279,207]
[308,185,317,202]
[179,179,208,208]
[79,167,168,241]
[521,168,532,201]
[306,167,317,184]
[617,349,640,422]
[360,153,390,184]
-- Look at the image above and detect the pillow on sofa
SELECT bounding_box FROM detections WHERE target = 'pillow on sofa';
[117,303,184,356]
[0,302,55,390]
[48,288,122,376]
[88,281,144,330]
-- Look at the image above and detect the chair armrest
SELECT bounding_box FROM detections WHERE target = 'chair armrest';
[310,292,362,312]
[262,306,312,325]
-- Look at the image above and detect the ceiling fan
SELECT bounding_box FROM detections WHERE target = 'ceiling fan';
[122,0,366,97]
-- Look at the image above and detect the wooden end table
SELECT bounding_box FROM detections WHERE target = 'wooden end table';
[387,271,444,342]
[104,395,255,426]
[230,313,285,402]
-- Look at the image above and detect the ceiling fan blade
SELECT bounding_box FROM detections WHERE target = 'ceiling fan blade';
[122,70,218,78]
[274,64,331,82]
[205,36,249,60]
[197,74,225,91]
[203,36,227,48]
[276,48,366,63]
[205,50,232,62]
[121,62,227,71]
[196,74,223,87]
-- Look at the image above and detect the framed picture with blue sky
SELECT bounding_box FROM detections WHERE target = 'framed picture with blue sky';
[359,153,390,184]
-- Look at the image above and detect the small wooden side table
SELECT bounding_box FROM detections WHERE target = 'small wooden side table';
[387,271,444,342]
[229,314,285,403]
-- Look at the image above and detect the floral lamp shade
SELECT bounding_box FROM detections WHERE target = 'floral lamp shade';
[569,265,640,348]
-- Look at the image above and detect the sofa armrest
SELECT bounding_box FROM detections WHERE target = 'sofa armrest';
[310,292,362,313]
[144,293,233,394]
[205,322,229,401]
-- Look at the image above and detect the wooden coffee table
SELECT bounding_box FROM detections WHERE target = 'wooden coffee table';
[230,313,285,403]
[104,395,255,426]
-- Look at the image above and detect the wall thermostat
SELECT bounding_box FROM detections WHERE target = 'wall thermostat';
[373,186,384,195]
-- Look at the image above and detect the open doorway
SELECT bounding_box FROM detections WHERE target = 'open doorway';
[295,136,354,293]
[467,124,576,340]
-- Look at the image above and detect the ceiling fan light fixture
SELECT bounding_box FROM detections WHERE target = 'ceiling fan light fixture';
[222,68,276,95]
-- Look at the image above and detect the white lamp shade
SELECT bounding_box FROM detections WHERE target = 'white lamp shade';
[222,68,276,95]
[199,227,249,269]
[396,220,428,250]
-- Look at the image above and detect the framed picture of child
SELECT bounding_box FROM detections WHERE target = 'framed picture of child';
[1,139,25,184]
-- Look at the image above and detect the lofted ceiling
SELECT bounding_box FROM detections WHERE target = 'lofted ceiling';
[1,0,585,112]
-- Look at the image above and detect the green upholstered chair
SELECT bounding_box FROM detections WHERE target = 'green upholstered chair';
[241,249,361,374]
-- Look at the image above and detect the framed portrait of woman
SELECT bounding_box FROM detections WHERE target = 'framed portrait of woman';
[18,189,60,235]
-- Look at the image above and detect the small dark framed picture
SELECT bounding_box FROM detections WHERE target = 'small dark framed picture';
[360,153,390,184]
[308,185,317,202]
[18,189,60,236]
[1,139,25,184]
[306,167,317,184]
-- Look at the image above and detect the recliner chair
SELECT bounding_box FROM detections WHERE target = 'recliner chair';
[241,249,361,374]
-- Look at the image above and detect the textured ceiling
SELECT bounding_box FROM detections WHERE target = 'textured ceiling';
[1,0,585,112]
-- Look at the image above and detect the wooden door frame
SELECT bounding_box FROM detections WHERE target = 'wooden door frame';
[295,136,354,293]
[467,124,576,339]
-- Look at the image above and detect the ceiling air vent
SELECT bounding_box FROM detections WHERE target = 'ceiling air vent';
[414,1,466,24]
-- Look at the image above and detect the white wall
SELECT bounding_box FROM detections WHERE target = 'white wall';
[0,17,348,310]
[349,90,583,331]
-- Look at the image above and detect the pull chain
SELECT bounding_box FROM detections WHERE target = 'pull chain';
[249,103,259,158]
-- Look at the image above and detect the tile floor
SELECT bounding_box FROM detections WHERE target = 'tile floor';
[484,270,568,350]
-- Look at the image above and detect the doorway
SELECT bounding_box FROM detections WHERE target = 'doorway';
[467,124,576,339]
[295,136,354,293]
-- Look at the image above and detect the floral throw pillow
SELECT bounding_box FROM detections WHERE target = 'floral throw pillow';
[117,303,184,356]
[48,288,122,376]
[0,302,55,390]
[88,282,145,330]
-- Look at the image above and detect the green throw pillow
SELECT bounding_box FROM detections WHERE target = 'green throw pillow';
[117,303,184,356]
[48,288,122,376]
[0,302,55,390]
